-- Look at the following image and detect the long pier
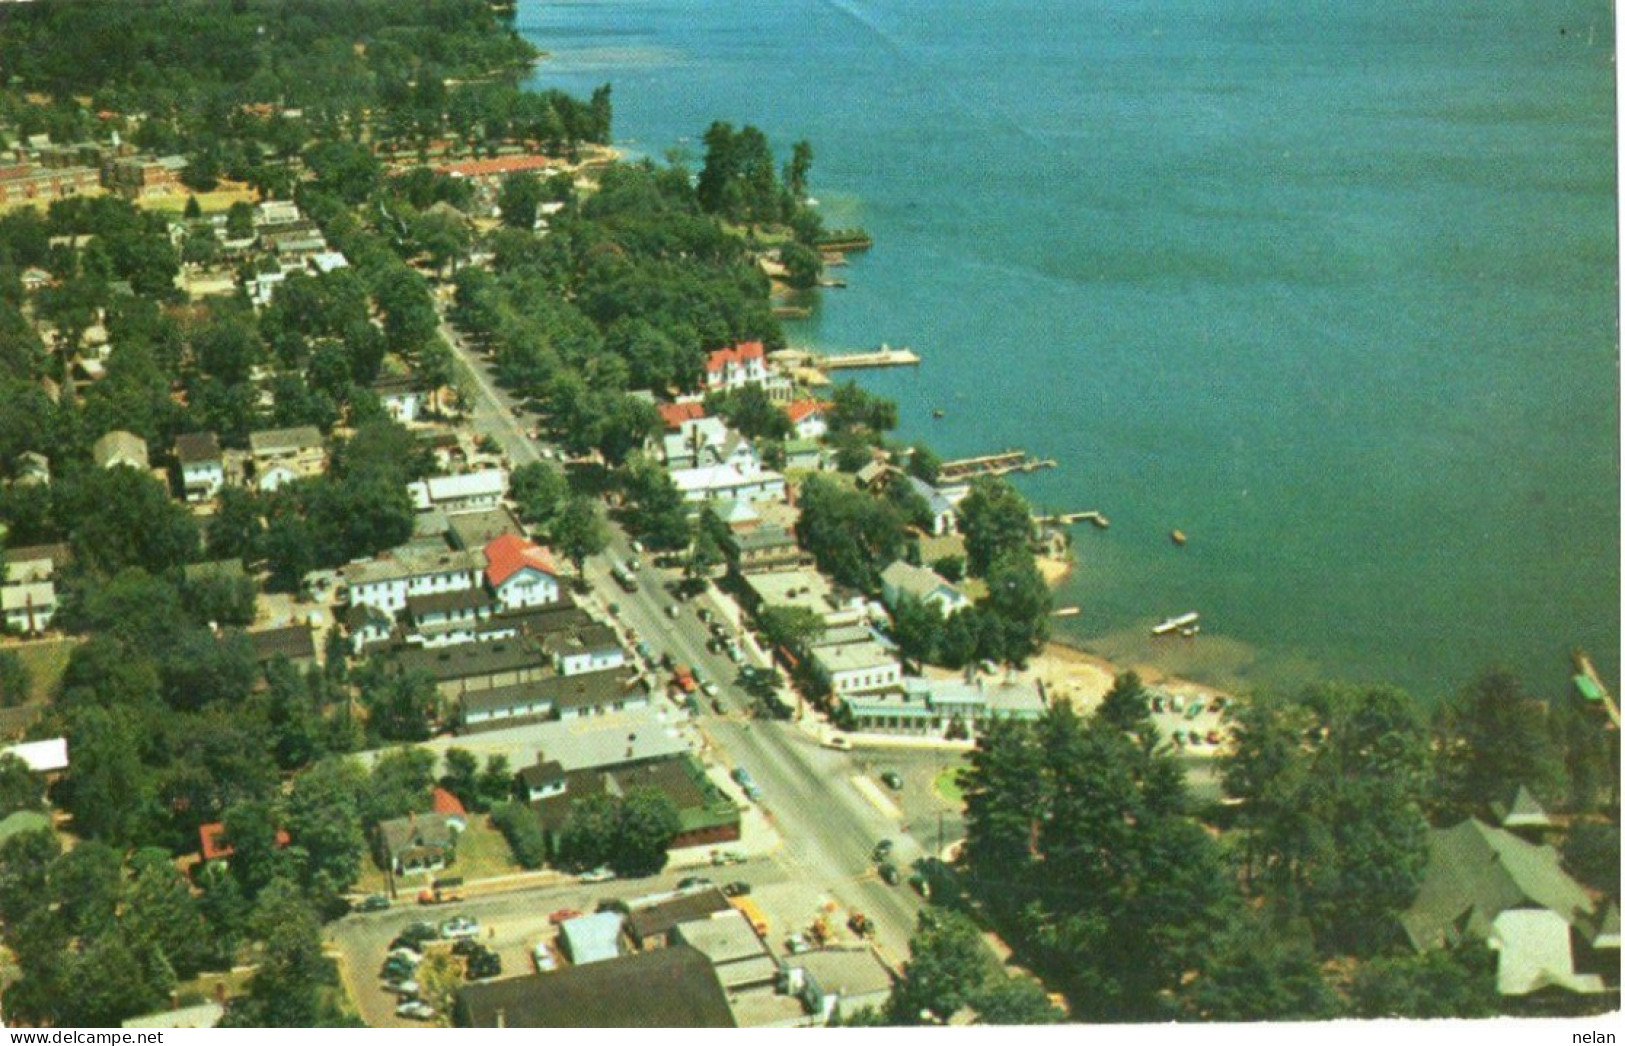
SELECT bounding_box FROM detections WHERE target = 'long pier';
[1034,511,1109,529]
[939,449,1056,482]
[819,345,920,370]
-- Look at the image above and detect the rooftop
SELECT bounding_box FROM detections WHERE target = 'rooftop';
[341,547,484,588]
[447,506,525,551]
[813,640,899,675]
[406,587,499,620]
[559,911,624,965]
[484,533,558,587]
[174,431,221,465]
[625,886,733,945]
[248,425,323,456]
[244,625,316,663]
[393,638,550,683]
[457,945,734,1028]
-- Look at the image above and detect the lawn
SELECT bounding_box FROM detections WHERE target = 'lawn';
[9,637,80,701]
[352,816,524,897]
[934,766,968,806]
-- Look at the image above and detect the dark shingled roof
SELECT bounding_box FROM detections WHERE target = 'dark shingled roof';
[624,888,733,948]
[393,639,549,683]
[456,944,735,1028]
[174,431,221,465]
[245,625,316,663]
[406,588,498,620]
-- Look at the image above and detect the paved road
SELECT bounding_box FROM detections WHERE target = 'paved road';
[439,319,933,962]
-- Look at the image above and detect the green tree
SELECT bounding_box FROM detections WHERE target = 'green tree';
[1431,669,1567,822]
[1097,671,1151,734]
[490,800,548,869]
[887,909,993,1024]
[612,787,681,877]
[556,793,620,871]
[0,753,43,817]
[283,757,368,907]
[1346,944,1499,1019]
[755,605,827,655]
[958,476,1033,577]
[221,886,355,1027]
[969,977,1067,1025]
[357,664,440,743]
[620,454,690,550]
[510,461,568,532]
[553,495,609,581]
[498,171,543,230]
[0,651,31,707]
[122,848,211,980]
[1181,914,1339,1021]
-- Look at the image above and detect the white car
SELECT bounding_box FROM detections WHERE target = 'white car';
[396,1000,435,1021]
[439,917,480,940]
[580,866,616,883]
[532,944,558,972]
[386,980,421,998]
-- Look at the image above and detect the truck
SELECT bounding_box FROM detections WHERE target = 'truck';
[728,896,770,937]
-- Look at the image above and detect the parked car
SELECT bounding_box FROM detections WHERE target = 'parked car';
[878,862,901,886]
[701,681,720,698]
[465,949,502,981]
[1206,729,1223,745]
[722,881,751,898]
[872,839,894,861]
[666,604,680,618]
[1185,700,1205,719]
[548,908,583,925]
[677,876,713,891]
[1150,696,1165,714]
[386,980,421,997]
[392,924,438,951]
[710,849,747,866]
[396,1000,435,1021]
[386,946,423,965]
[580,866,616,883]
[785,931,812,954]
[880,770,904,791]
[357,894,391,913]
[532,944,557,972]
[439,916,480,940]
[382,958,417,981]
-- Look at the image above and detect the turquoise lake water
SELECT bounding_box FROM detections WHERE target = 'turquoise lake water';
[521,0,1620,703]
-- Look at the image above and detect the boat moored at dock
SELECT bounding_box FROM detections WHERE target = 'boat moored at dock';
[1152,612,1200,636]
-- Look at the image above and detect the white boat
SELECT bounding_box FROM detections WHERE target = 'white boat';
[1152,611,1200,636]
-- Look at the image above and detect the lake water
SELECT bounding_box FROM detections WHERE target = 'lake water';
[520,0,1619,703]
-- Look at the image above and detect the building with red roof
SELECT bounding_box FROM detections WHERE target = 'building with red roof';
[431,786,469,820]
[484,533,562,610]
[783,399,831,440]
[436,154,557,182]
[702,341,769,392]
[198,822,291,863]
[657,401,707,430]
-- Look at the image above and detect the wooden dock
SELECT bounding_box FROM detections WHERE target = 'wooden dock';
[939,449,1057,482]
[1035,511,1109,529]
[819,345,920,370]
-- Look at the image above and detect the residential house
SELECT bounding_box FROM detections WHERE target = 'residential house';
[405,589,501,648]
[345,602,395,656]
[254,200,303,228]
[2,737,68,773]
[702,341,770,392]
[408,469,509,514]
[781,948,895,1025]
[657,401,707,431]
[624,888,733,950]
[447,506,525,551]
[455,945,736,1028]
[1400,818,1617,997]
[375,812,461,876]
[92,429,149,471]
[542,623,627,677]
[518,757,568,802]
[248,426,325,491]
[782,437,827,472]
[811,639,902,697]
[559,912,625,966]
[906,475,957,536]
[1,581,55,635]
[245,624,318,671]
[742,569,870,630]
[840,676,1045,737]
[540,667,649,721]
[174,431,224,502]
[670,460,786,505]
[372,372,426,423]
[3,544,67,583]
[783,399,830,440]
[879,560,971,618]
[394,638,552,699]
[726,524,808,575]
[483,534,562,610]
[340,547,484,615]
[462,681,556,731]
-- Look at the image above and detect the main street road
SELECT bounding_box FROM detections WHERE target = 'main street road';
[438,318,931,961]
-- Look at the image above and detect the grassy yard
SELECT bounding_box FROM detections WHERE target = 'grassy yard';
[353,816,523,897]
[934,766,968,806]
[8,637,80,701]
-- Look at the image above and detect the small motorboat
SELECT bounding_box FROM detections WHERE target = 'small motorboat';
[1170,529,1187,547]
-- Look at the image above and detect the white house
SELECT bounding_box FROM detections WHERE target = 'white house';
[670,461,786,505]
[543,623,627,677]
[340,547,484,616]
[906,476,957,536]
[372,373,425,423]
[483,534,561,610]
[879,560,971,618]
[784,399,829,440]
[812,639,902,696]
[174,431,224,502]
[409,469,509,514]
[248,426,325,492]
[661,417,731,469]
[1,581,55,635]
[702,341,770,392]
